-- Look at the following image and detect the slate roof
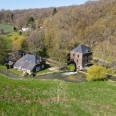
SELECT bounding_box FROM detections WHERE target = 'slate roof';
[71,45,92,54]
[13,54,41,71]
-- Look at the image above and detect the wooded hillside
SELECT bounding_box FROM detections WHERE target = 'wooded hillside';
[0,0,116,67]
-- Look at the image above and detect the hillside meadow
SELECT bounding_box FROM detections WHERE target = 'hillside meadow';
[0,24,14,33]
[0,73,116,116]
[0,24,19,49]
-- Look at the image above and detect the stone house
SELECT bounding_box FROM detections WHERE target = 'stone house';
[70,45,92,70]
[13,54,45,73]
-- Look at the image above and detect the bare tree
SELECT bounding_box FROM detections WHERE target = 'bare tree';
[27,30,44,54]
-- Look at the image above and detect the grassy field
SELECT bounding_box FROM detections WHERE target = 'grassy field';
[0,31,19,49]
[0,73,116,116]
[0,24,14,33]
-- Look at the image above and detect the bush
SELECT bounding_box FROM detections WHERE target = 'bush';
[87,65,107,81]
[68,64,75,72]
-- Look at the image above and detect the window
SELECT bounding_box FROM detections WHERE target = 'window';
[73,54,75,57]
[77,55,79,58]
[37,60,39,63]
[36,67,40,72]
[77,60,78,62]
[42,65,44,68]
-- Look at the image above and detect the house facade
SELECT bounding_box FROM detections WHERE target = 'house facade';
[13,54,45,73]
[70,45,92,70]
[22,27,32,31]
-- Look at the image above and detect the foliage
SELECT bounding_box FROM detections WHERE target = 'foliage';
[68,64,75,72]
[59,66,68,71]
[0,36,8,63]
[13,26,17,31]
[52,8,57,15]
[0,73,116,115]
[28,17,34,24]
[28,17,35,29]
[1,32,19,49]
[11,34,27,50]
[27,30,44,54]
[19,31,22,35]
[87,65,107,81]
[0,0,116,65]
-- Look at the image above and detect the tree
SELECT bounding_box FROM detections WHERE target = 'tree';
[52,8,57,16]
[11,35,27,51]
[68,64,76,72]
[15,17,26,29]
[28,17,35,29]
[87,65,107,81]
[19,31,22,35]
[28,17,34,24]
[13,26,17,32]
[27,30,44,54]
[0,36,8,63]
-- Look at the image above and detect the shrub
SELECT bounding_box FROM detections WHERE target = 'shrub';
[60,67,68,71]
[68,64,75,72]
[87,65,107,81]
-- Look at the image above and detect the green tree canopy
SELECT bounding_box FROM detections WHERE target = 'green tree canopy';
[28,17,35,29]
[28,17,34,24]
[68,64,76,72]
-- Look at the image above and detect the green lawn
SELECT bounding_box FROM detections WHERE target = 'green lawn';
[9,69,22,75]
[0,73,116,116]
[36,69,53,75]
[0,24,14,33]
[0,64,52,76]
[8,68,52,75]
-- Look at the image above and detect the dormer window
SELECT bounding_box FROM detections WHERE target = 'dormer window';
[86,49,89,53]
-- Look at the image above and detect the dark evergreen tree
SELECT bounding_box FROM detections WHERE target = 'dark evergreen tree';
[28,17,35,29]
[13,26,17,32]
[52,8,57,15]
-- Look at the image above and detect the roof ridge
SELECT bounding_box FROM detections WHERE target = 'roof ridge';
[71,45,92,53]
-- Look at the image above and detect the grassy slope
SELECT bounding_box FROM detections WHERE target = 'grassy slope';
[0,73,116,116]
[1,32,19,49]
[0,24,17,48]
[0,24,14,33]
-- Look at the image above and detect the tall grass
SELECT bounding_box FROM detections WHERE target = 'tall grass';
[0,73,116,116]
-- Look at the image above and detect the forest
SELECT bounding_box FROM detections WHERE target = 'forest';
[0,0,116,70]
